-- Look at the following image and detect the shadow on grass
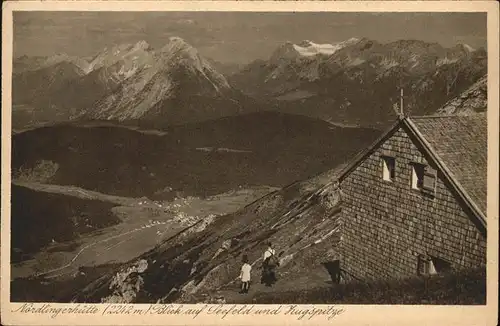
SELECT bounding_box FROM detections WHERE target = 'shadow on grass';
[253,267,486,305]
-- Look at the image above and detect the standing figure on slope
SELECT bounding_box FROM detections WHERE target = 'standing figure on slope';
[261,242,279,287]
[239,254,252,294]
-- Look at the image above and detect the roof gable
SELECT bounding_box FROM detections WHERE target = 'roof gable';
[338,119,401,182]
[407,114,487,220]
[338,114,488,230]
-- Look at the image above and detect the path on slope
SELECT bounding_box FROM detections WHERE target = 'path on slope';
[194,266,334,304]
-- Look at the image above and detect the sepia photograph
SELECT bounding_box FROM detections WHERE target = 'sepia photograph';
[1,3,498,325]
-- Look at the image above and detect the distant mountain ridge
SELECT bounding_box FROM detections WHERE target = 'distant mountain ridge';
[205,58,245,77]
[12,37,487,130]
[13,53,91,75]
[230,38,487,126]
[12,61,85,105]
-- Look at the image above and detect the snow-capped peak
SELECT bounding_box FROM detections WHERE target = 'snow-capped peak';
[460,43,476,52]
[132,40,151,51]
[166,36,193,49]
[159,37,198,57]
[169,36,187,43]
[291,38,360,57]
[293,41,338,56]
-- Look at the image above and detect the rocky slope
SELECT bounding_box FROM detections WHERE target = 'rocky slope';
[19,163,348,303]
[206,58,245,78]
[84,37,245,124]
[437,74,487,115]
[230,38,487,126]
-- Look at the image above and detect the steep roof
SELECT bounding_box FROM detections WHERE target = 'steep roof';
[408,114,487,217]
[338,113,488,229]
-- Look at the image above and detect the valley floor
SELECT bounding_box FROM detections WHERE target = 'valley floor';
[11,182,277,282]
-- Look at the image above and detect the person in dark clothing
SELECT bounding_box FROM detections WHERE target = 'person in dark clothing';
[261,242,278,287]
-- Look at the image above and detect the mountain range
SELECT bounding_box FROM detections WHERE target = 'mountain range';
[12,37,255,130]
[230,38,487,126]
[12,37,487,130]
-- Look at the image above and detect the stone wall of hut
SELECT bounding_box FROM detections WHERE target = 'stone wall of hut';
[339,126,486,280]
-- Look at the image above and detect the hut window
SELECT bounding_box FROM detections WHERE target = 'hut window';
[417,255,451,275]
[411,164,425,189]
[417,254,437,276]
[382,156,395,181]
[411,163,437,194]
[431,256,452,273]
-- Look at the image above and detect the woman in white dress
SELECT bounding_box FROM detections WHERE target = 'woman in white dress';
[239,254,252,294]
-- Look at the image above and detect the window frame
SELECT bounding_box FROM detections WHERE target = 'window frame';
[381,155,396,182]
[417,254,451,276]
[417,254,438,276]
[411,163,425,190]
[410,162,437,196]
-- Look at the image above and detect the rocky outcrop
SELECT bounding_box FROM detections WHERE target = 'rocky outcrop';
[14,160,59,183]
[437,75,487,115]
[101,259,148,303]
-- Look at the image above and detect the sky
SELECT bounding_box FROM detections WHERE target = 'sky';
[13,12,487,64]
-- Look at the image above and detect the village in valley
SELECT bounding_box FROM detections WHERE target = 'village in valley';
[9,11,489,305]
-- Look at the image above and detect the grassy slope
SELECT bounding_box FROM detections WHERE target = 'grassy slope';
[253,267,486,305]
